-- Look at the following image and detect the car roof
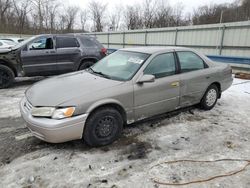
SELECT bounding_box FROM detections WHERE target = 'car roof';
[0,39,12,43]
[1,37,23,39]
[119,46,192,54]
[37,33,95,39]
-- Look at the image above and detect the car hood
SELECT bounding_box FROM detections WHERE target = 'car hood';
[26,71,124,107]
[0,48,12,53]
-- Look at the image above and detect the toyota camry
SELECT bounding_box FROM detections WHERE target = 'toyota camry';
[20,47,233,146]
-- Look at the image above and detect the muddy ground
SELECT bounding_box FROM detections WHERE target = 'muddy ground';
[0,77,250,188]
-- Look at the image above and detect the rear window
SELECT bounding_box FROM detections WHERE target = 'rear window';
[80,37,97,48]
[177,51,205,72]
[56,37,80,48]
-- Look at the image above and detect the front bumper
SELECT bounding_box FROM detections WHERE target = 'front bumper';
[20,97,88,143]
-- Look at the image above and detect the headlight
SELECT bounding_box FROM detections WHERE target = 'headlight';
[31,107,55,117]
[52,107,75,119]
[31,107,75,119]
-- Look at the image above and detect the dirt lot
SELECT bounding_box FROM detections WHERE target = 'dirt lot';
[0,77,250,188]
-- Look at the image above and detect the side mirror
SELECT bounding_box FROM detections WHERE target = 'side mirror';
[137,74,155,84]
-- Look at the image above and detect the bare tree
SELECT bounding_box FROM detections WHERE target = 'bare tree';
[108,5,122,31]
[191,2,248,25]
[142,0,157,28]
[49,3,60,33]
[57,14,67,32]
[153,0,173,28]
[124,5,143,30]
[171,2,185,26]
[80,9,88,32]
[13,0,31,34]
[30,0,46,32]
[0,0,249,35]
[89,0,107,32]
[43,0,60,33]
[0,0,12,31]
[241,0,250,20]
[64,6,79,32]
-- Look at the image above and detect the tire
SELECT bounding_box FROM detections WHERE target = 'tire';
[79,61,95,70]
[0,64,14,89]
[83,107,123,147]
[200,84,219,110]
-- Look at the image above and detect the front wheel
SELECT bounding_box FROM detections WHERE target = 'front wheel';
[0,64,14,89]
[200,84,219,110]
[83,107,123,147]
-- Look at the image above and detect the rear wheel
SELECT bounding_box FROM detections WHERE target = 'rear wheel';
[83,107,123,147]
[79,61,95,70]
[200,84,219,110]
[0,64,14,89]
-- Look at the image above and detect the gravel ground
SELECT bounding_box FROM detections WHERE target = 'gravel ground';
[0,77,250,188]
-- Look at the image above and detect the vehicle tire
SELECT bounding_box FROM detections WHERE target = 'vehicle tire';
[83,107,123,147]
[200,84,219,110]
[79,61,95,70]
[0,64,14,89]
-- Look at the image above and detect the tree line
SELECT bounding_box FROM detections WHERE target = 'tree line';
[0,0,249,35]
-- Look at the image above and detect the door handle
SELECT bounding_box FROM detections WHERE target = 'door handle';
[50,51,56,54]
[171,81,180,87]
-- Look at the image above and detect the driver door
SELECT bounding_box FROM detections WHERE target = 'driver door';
[21,36,58,76]
[133,52,180,120]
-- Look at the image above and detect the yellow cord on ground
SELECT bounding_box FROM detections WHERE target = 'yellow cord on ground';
[150,159,250,186]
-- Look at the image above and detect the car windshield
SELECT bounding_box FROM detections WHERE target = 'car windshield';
[90,50,150,81]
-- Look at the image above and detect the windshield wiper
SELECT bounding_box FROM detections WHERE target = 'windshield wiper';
[88,67,111,79]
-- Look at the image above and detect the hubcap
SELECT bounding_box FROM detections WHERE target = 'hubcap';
[206,89,217,106]
[95,116,115,138]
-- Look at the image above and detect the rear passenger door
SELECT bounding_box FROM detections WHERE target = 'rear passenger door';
[176,51,211,107]
[56,36,82,73]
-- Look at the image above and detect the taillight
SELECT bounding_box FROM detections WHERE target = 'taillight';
[101,48,107,55]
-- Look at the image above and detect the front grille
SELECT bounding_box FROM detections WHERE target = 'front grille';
[24,99,33,112]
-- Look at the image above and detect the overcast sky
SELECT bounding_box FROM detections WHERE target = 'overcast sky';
[66,0,236,13]
[62,0,236,30]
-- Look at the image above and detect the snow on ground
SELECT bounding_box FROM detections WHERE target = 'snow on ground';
[0,77,250,188]
[0,77,43,118]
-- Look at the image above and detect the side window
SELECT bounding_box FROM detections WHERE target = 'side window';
[177,51,205,73]
[28,37,53,50]
[56,37,80,48]
[144,53,176,79]
[80,38,96,48]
